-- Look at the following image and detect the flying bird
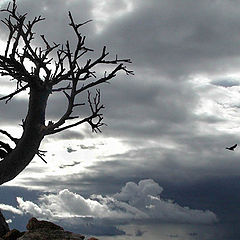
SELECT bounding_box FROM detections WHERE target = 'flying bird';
[226,144,237,151]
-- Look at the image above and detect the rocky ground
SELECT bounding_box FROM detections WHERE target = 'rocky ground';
[0,211,98,240]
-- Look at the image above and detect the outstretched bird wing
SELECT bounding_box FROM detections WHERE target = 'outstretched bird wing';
[232,144,237,149]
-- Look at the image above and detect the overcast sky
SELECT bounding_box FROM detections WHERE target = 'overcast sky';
[1,0,240,239]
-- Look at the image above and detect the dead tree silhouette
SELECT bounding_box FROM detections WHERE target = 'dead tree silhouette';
[0,0,133,185]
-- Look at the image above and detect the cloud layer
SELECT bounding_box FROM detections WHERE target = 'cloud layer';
[1,0,240,238]
[4,179,216,236]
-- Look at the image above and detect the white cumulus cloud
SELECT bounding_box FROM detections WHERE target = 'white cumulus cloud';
[15,179,218,225]
[114,179,217,224]
[16,197,52,218]
[0,203,23,215]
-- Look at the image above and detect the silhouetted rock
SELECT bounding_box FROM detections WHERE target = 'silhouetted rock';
[18,229,85,240]
[18,217,85,240]
[1,216,98,240]
[0,211,9,237]
[26,217,63,231]
[2,229,24,240]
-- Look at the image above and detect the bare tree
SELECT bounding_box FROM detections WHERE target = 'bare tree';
[0,0,133,185]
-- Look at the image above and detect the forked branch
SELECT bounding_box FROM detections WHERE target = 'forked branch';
[0,0,133,186]
[0,0,133,137]
[45,89,106,135]
[0,84,29,103]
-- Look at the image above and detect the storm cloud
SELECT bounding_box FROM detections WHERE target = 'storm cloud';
[1,0,240,239]
[3,179,217,236]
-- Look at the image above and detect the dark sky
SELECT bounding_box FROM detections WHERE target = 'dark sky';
[1,0,240,239]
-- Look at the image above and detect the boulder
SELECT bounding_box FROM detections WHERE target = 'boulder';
[26,218,63,231]
[2,229,24,240]
[0,211,9,237]
[18,229,85,240]
[0,216,97,240]
[18,218,85,240]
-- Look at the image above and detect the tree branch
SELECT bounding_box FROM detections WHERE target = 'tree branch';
[0,84,29,103]
[43,13,133,134]
[0,140,12,153]
[0,129,19,143]
[0,0,133,151]
[0,1,48,87]
[36,149,47,164]
[45,89,106,134]
[0,0,134,187]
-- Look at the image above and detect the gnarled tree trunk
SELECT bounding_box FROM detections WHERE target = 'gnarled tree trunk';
[0,87,50,185]
[0,0,132,186]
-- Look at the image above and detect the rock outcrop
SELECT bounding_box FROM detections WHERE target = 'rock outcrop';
[2,229,24,240]
[26,217,63,231]
[0,217,99,240]
[0,211,9,237]
[19,217,85,240]
[18,228,85,240]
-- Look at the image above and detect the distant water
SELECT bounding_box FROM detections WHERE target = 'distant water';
[102,222,240,240]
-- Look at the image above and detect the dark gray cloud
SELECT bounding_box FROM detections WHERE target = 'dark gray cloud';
[1,0,200,141]
[135,229,145,237]
[6,0,240,79]
[46,130,85,141]
[2,179,216,237]
[0,98,28,125]
[96,0,240,78]
[13,131,240,195]
[100,76,198,141]
[1,0,240,239]
[78,144,96,150]
[0,0,93,41]
[211,78,240,88]
[59,161,80,169]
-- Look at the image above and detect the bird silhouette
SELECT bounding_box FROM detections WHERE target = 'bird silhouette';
[226,144,237,151]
